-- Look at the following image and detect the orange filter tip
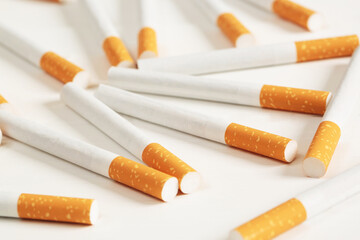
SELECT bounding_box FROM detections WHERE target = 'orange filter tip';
[17,193,98,224]
[138,27,158,59]
[103,36,135,68]
[303,121,341,178]
[260,85,331,115]
[108,156,178,201]
[40,52,91,87]
[272,0,324,31]
[217,13,254,47]
[0,94,8,104]
[142,143,201,194]
[295,35,359,62]
[224,123,297,162]
[229,198,307,240]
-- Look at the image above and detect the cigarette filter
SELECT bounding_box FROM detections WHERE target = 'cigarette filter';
[95,85,298,162]
[61,83,200,194]
[0,191,98,224]
[196,0,255,47]
[137,35,359,75]
[0,23,90,88]
[303,47,360,178]
[229,163,360,240]
[0,110,178,202]
[81,0,135,67]
[108,67,331,115]
[241,0,324,31]
[138,0,158,59]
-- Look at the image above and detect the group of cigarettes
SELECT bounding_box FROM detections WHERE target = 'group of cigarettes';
[0,0,359,239]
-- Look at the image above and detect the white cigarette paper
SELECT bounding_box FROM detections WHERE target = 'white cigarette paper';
[303,47,360,178]
[0,110,178,201]
[196,0,255,47]
[95,85,298,162]
[80,0,135,67]
[137,35,359,74]
[107,67,331,115]
[229,163,360,240]
[61,83,200,193]
[0,191,98,224]
[0,22,91,87]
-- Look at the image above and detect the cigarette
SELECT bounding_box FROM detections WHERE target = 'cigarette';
[137,35,359,75]
[240,0,324,31]
[95,85,298,162]
[303,47,360,178]
[0,191,98,224]
[196,0,255,47]
[138,0,158,59]
[0,23,91,88]
[229,163,360,240]
[108,67,331,115]
[60,83,200,194]
[81,0,135,67]
[0,110,178,202]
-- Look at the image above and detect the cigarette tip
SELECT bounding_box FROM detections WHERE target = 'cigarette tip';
[307,13,325,32]
[284,140,298,163]
[180,171,201,194]
[228,230,243,240]
[303,157,326,178]
[115,60,136,69]
[325,92,332,106]
[235,33,256,48]
[89,200,99,224]
[72,70,93,88]
[161,177,179,202]
[138,50,157,60]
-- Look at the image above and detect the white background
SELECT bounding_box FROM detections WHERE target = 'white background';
[0,0,359,239]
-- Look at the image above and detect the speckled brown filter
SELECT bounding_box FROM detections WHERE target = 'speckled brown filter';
[108,156,174,200]
[103,36,134,66]
[234,198,307,240]
[142,143,196,187]
[17,193,93,224]
[305,121,341,171]
[0,94,8,104]
[260,85,330,115]
[40,52,83,84]
[217,13,250,46]
[224,123,291,161]
[138,27,158,57]
[272,0,315,30]
[295,35,359,62]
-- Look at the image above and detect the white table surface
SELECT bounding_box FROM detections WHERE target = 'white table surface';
[0,0,359,239]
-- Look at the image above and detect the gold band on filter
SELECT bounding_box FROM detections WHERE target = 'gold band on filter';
[305,121,341,172]
[0,95,8,104]
[234,198,307,240]
[108,156,174,201]
[224,123,292,162]
[295,35,359,62]
[40,52,83,84]
[17,193,94,224]
[260,85,330,115]
[142,143,196,188]
[217,13,250,46]
[272,0,315,30]
[138,27,158,58]
[103,36,134,67]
